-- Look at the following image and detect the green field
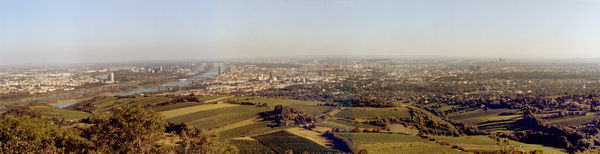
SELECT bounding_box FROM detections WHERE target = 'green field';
[337,132,467,154]
[449,109,521,124]
[334,107,411,119]
[316,119,353,131]
[357,142,468,154]
[225,97,335,116]
[11,95,576,153]
[68,95,225,113]
[253,130,337,153]
[227,97,328,106]
[286,104,333,116]
[229,139,275,154]
[151,101,204,112]
[431,135,566,153]
[165,105,269,130]
[546,114,600,127]
[339,132,427,145]
[218,121,282,139]
[31,105,90,120]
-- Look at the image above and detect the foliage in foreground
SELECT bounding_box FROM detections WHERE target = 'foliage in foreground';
[0,115,91,153]
[0,105,237,153]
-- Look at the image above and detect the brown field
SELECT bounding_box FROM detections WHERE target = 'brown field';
[285,127,333,148]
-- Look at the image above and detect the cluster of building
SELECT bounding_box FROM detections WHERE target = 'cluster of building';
[169,59,600,96]
[0,71,100,94]
[0,63,199,95]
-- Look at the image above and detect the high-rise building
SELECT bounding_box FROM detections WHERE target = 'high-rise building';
[108,73,115,83]
[218,65,221,75]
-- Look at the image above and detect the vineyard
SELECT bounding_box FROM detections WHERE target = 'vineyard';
[5,95,571,153]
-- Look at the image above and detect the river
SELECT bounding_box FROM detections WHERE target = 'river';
[3,63,221,108]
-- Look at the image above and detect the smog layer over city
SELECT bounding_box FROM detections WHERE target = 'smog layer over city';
[1,0,600,153]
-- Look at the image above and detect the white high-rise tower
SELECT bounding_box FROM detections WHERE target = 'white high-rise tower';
[108,73,115,83]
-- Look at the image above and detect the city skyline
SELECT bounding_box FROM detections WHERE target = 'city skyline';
[2,0,600,65]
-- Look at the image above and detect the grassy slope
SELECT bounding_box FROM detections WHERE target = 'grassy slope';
[432,135,566,153]
[164,105,269,130]
[339,132,467,154]
[225,96,334,116]
[31,105,90,120]
[253,130,337,153]
[449,109,521,124]
[229,139,275,154]
[334,107,411,120]
[38,95,568,153]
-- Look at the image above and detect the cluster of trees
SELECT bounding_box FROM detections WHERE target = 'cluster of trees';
[0,105,237,153]
[0,115,89,153]
[243,67,600,151]
[1,105,42,118]
[350,97,397,108]
[66,96,105,113]
[322,131,352,153]
[226,100,268,107]
[360,107,483,136]
[250,72,600,112]
[318,102,342,107]
[149,94,201,107]
[401,108,463,136]
[261,105,316,126]
[498,114,600,152]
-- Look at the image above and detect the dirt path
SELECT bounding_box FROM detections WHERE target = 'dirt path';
[160,103,239,119]
[203,96,235,103]
[285,127,334,148]
[231,136,256,141]
[326,108,341,116]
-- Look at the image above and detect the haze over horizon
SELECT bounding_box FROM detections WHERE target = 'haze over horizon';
[1,0,600,65]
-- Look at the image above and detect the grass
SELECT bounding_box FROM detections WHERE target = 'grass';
[31,105,90,120]
[165,105,269,130]
[185,112,256,129]
[151,101,204,112]
[338,132,427,145]
[476,118,525,131]
[357,142,468,154]
[546,114,600,126]
[388,124,419,135]
[160,103,241,119]
[334,107,411,120]
[287,104,333,116]
[229,139,275,154]
[211,118,259,133]
[448,109,521,124]
[253,130,337,153]
[338,132,466,154]
[286,127,332,148]
[227,96,329,106]
[197,95,226,102]
[226,97,334,116]
[130,96,171,106]
[69,95,223,113]
[218,121,281,139]
[431,135,566,153]
[316,119,353,131]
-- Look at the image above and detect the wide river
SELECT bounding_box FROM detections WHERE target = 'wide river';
[4,63,220,108]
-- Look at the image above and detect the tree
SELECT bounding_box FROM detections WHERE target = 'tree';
[85,106,169,153]
[0,115,91,153]
[177,128,238,154]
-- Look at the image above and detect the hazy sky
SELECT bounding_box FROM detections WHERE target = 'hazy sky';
[1,0,600,65]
